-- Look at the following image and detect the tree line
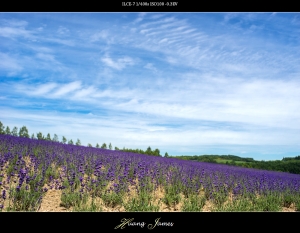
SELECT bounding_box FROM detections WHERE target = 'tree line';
[115,146,166,157]
[0,121,167,157]
[171,154,254,163]
[169,154,300,175]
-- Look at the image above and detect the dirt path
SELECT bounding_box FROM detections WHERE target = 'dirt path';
[38,189,70,212]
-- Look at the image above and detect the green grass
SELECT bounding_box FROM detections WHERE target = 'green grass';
[182,195,206,211]
[215,159,252,164]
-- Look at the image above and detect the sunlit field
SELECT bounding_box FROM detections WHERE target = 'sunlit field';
[1,134,300,212]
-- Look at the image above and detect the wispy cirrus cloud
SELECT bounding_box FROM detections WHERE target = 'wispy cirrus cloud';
[101,55,135,70]
[0,18,31,38]
[0,52,23,73]
[57,26,70,36]
[12,74,300,132]
[52,81,82,97]
[133,12,147,24]
[32,82,58,96]
[90,30,109,42]
[0,26,32,38]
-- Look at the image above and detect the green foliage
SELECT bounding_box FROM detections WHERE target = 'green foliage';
[52,134,59,142]
[5,126,11,135]
[101,143,107,149]
[280,191,295,208]
[45,165,59,182]
[68,139,74,145]
[87,143,92,147]
[182,195,206,211]
[101,191,123,208]
[282,156,300,161]
[146,146,152,154]
[19,126,29,138]
[251,194,282,211]
[211,190,228,207]
[109,142,112,150]
[162,185,181,207]
[72,198,102,212]
[120,146,162,157]
[124,193,159,212]
[62,136,67,144]
[37,132,44,140]
[95,143,99,148]
[12,126,18,136]
[164,152,169,158]
[61,191,88,209]
[31,133,35,139]
[46,133,51,141]
[295,199,300,211]
[0,121,4,134]
[76,139,81,146]
[170,154,300,174]
[213,197,256,212]
[153,148,160,156]
[7,187,43,211]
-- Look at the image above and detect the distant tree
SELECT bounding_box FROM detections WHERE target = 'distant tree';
[68,139,74,145]
[230,161,236,166]
[96,143,99,148]
[115,146,119,150]
[164,152,169,158]
[154,148,160,156]
[146,146,152,155]
[101,143,107,149]
[76,139,81,146]
[31,133,35,139]
[46,133,51,141]
[109,142,112,150]
[5,126,11,135]
[37,132,44,140]
[62,136,67,144]
[0,121,5,134]
[52,134,59,142]
[19,126,29,138]
[87,143,92,147]
[12,127,18,136]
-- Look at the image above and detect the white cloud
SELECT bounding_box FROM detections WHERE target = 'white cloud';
[0,26,32,38]
[101,56,135,70]
[12,75,300,134]
[73,86,97,100]
[34,83,58,95]
[144,63,157,72]
[44,37,75,46]
[52,81,82,97]
[57,26,70,36]
[1,107,299,155]
[1,19,28,27]
[0,52,23,72]
[90,30,109,42]
[36,53,56,62]
[133,13,147,24]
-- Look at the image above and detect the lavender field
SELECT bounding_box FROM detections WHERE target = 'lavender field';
[0,134,300,212]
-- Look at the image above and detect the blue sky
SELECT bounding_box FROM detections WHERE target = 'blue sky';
[0,12,299,160]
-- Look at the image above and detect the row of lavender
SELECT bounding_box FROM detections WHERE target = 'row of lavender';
[1,134,300,211]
